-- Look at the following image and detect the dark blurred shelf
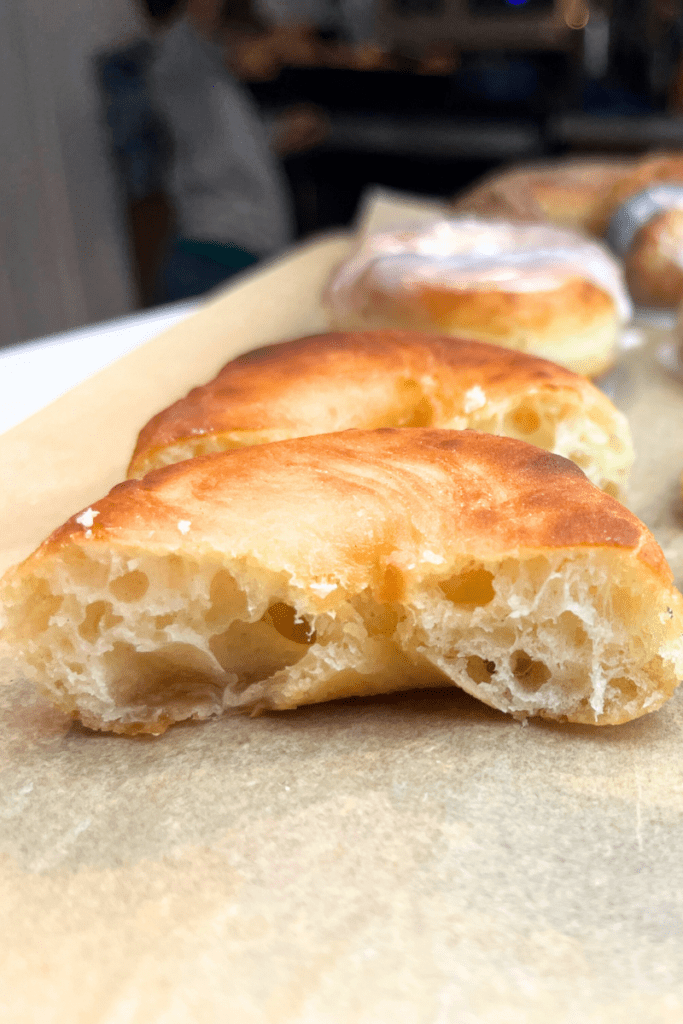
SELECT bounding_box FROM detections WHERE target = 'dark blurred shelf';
[549,114,683,151]
[318,112,544,160]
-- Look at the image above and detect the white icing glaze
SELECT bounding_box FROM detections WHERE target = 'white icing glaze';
[328,218,633,322]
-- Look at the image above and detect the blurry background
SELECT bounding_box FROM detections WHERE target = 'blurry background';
[3,0,683,345]
[1,0,145,346]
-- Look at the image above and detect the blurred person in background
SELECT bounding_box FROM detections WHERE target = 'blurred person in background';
[144,0,326,302]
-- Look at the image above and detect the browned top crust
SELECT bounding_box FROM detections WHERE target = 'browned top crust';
[452,158,634,235]
[128,330,616,477]
[453,152,683,239]
[36,429,669,589]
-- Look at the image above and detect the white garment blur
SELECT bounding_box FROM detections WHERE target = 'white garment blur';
[0,0,138,347]
[149,19,294,257]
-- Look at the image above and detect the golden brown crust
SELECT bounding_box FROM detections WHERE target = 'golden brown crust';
[453,158,635,236]
[41,430,667,584]
[128,329,629,484]
[526,171,625,237]
[455,153,683,240]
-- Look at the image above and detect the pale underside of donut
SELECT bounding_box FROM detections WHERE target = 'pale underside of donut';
[323,219,631,378]
[327,277,621,379]
[128,331,633,499]
[2,430,681,736]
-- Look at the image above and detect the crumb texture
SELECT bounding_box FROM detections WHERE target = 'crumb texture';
[1,430,679,735]
[1,544,681,734]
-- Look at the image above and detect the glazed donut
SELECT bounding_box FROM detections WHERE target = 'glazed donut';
[324,219,632,378]
[2,429,680,735]
[127,329,634,498]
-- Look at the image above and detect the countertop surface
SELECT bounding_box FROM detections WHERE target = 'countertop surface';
[0,299,199,437]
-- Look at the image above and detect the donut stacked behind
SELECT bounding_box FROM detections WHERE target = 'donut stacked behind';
[128,330,633,499]
[2,429,680,735]
[604,156,683,308]
[324,219,632,377]
[454,152,683,308]
[452,157,633,237]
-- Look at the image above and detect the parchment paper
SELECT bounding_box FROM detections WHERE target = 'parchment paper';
[3,203,683,1024]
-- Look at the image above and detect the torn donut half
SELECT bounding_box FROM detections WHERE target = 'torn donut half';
[128,330,633,499]
[1,429,681,735]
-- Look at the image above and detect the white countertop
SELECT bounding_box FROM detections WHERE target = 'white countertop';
[0,300,199,436]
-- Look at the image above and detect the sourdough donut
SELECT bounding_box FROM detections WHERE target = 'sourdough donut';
[1,429,680,735]
[606,178,683,308]
[453,158,633,236]
[324,219,632,377]
[127,329,634,498]
[622,206,683,308]
[521,159,633,237]
[456,152,683,307]
[604,153,683,215]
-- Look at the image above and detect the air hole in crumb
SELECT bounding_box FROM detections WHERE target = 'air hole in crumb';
[22,581,62,636]
[557,611,588,651]
[163,554,187,591]
[441,568,494,607]
[209,614,311,687]
[610,676,639,704]
[504,407,555,449]
[611,586,640,621]
[510,650,551,692]
[466,656,496,684]
[377,564,405,604]
[206,569,246,625]
[109,570,149,603]
[78,600,108,642]
[105,642,222,711]
[509,405,541,435]
[361,601,400,638]
[520,555,552,588]
[154,613,175,630]
[266,603,316,646]
[405,395,434,428]
[603,482,619,498]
